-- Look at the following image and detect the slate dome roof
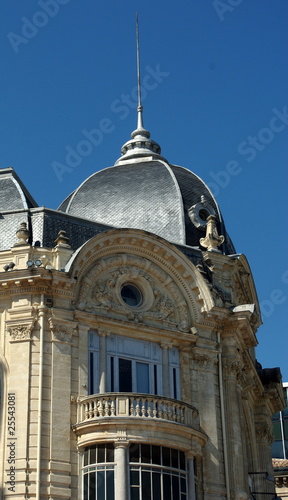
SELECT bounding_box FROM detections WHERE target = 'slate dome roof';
[58,138,235,254]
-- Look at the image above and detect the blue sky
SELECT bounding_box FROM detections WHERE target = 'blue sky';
[1,0,287,379]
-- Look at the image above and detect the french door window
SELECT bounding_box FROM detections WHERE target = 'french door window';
[129,444,188,500]
[83,444,115,500]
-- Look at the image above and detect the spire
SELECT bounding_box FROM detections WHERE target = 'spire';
[115,14,166,165]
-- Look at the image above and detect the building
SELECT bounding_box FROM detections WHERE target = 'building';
[272,382,288,498]
[0,96,285,499]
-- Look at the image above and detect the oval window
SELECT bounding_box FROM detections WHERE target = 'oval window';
[121,284,142,307]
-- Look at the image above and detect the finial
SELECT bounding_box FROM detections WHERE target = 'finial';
[200,215,225,253]
[14,221,30,246]
[115,14,166,164]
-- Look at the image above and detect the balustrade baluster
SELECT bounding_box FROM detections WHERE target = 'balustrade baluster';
[135,398,140,417]
[111,399,115,416]
[130,397,134,417]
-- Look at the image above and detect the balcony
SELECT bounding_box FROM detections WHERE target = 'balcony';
[73,393,206,451]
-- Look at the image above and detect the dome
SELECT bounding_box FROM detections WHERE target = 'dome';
[58,102,235,253]
[58,157,235,254]
[0,167,37,211]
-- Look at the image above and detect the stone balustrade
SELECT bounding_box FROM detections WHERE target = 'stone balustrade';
[77,393,198,428]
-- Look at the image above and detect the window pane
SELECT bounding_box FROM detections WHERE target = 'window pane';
[181,477,187,493]
[131,487,140,500]
[97,470,105,499]
[84,449,89,466]
[98,445,105,464]
[179,452,185,471]
[89,352,94,395]
[106,470,114,500]
[110,357,114,392]
[89,472,96,499]
[163,473,171,500]
[152,471,161,499]
[172,475,180,500]
[163,447,171,467]
[171,449,179,469]
[119,358,132,392]
[130,443,140,462]
[130,470,140,486]
[83,474,88,500]
[142,471,151,500]
[141,444,151,464]
[152,445,161,465]
[136,362,150,393]
[90,446,96,465]
[106,444,114,463]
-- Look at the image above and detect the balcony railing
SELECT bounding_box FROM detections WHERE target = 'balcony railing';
[76,393,198,429]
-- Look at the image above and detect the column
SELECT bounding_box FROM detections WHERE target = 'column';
[161,342,170,397]
[187,453,197,500]
[49,319,76,499]
[98,330,107,393]
[222,356,250,499]
[114,442,129,500]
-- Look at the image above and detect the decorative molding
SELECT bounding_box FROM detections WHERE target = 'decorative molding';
[222,358,242,380]
[192,350,217,370]
[7,316,36,342]
[76,254,192,333]
[255,423,274,444]
[49,317,77,344]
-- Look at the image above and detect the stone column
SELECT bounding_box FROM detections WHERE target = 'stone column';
[99,330,108,393]
[5,318,35,497]
[114,441,129,500]
[192,348,226,499]
[161,342,170,397]
[254,405,275,496]
[222,355,250,500]
[49,318,77,499]
[187,453,197,500]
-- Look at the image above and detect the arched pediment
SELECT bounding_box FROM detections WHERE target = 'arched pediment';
[66,229,214,332]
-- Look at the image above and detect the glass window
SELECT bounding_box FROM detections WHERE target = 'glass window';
[83,444,115,500]
[129,444,188,500]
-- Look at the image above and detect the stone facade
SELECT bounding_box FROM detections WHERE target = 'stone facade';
[0,223,284,499]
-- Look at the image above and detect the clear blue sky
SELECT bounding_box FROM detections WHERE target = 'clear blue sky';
[1,1,287,379]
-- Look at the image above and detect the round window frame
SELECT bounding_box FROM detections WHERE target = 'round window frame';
[116,275,154,311]
[188,201,216,230]
[120,283,142,308]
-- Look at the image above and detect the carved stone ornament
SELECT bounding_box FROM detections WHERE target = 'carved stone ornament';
[222,358,242,380]
[255,424,274,444]
[49,318,77,343]
[192,351,217,370]
[76,254,192,332]
[8,321,35,342]
[200,215,224,253]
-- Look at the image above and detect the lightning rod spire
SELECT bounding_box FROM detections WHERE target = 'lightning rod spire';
[115,13,166,164]
[136,12,144,130]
